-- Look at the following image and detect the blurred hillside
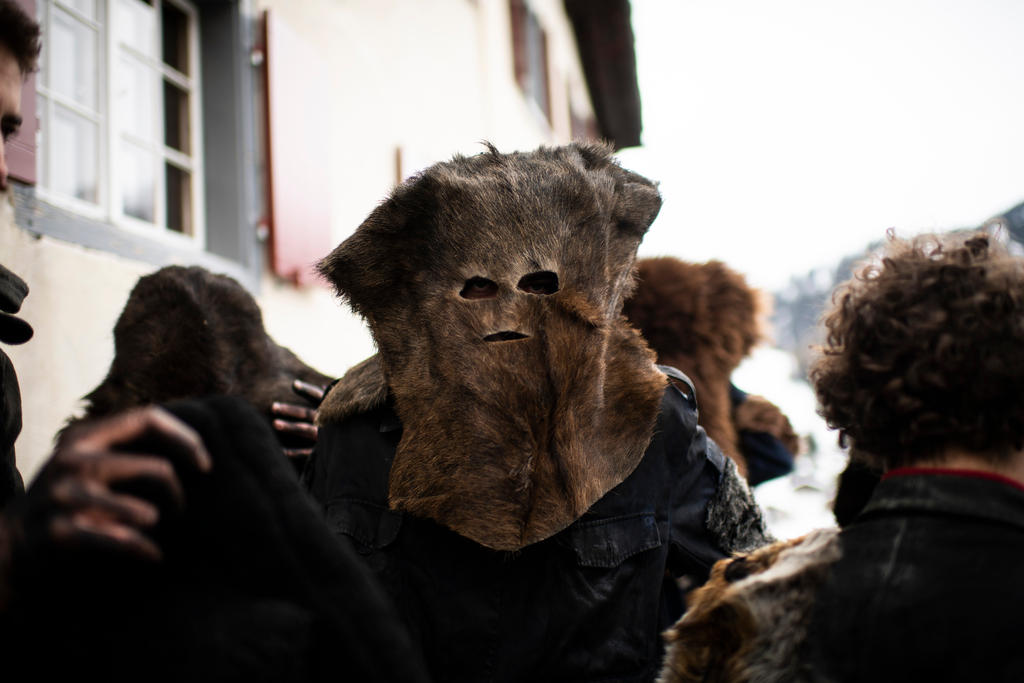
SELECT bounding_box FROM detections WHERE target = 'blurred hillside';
[770,198,1024,381]
[755,199,1024,538]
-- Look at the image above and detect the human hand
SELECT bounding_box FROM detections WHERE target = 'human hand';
[271,379,327,459]
[4,407,211,565]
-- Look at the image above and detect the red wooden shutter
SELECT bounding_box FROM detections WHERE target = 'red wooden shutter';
[509,0,527,89]
[8,0,37,184]
[539,23,551,122]
[262,9,332,285]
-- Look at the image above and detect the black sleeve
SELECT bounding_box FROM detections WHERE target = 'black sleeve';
[0,353,24,510]
[663,378,773,581]
[666,420,730,581]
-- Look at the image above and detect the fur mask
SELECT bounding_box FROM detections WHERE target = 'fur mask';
[318,143,667,551]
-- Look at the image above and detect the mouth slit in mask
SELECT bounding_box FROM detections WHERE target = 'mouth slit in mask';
[483,331,529,342]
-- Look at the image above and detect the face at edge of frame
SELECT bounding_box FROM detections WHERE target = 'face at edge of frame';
[0,43,24,191]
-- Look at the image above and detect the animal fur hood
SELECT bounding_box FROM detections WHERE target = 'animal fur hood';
[318,142,667,551]
[623,257,798,477]
[66,266,332,438]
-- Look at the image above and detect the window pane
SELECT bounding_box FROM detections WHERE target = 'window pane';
[162,2,190,75]
[52,8,98,110]
[116,56,157,142]
[120,142,156,222]
[114,0,156,56]
[163,80,189,153]
[52,105,99,203]
[165,163,192,234]
[62,0,98,20]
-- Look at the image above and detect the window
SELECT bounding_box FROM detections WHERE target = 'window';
[36,0,203,241]
[509,0,550,122]
[12,0,260,287]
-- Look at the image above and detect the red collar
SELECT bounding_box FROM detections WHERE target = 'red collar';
[883,466,1024,494]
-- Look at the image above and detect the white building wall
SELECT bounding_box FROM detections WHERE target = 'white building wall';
[4,0,595,482]
[2,196,151,480]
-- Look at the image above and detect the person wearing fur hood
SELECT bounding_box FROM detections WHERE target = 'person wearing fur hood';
[622,257,800,485]
[305,142,771,682]
[658,232,1024,682]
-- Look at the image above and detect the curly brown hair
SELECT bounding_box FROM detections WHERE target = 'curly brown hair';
[810,231,1024,469]
[0,0,41,75]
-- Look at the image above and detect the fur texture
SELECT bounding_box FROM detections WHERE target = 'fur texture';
[623,257,795,476]
[705,456,773,553]
[65,266,332,438]
[318,143,667,551]
[317,354,387,425]
[659,528,840,683]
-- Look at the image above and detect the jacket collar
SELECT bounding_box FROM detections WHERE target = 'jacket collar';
[861,468,1024,531]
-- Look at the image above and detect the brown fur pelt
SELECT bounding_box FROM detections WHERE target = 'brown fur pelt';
[658,528,840,683]
[317,354,388,425]
[318,142,667,551]
[63,266,332,441]
[623,257,788,475]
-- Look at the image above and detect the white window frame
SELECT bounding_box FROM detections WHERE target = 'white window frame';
[37,0,108,221]
[36,0,206,247]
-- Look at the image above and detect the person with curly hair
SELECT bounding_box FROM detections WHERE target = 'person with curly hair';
[659,231,1024,682]
[803,230,1024,680]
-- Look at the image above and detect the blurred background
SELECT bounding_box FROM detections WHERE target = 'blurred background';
[3,0,1022,537]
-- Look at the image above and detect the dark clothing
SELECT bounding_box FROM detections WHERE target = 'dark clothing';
[830,459,882,527]
[0,263,31,509]
[729,384,795,486]
[0,352,24,508]
[304,379,757,682]
[2,396,428,683]
[804,470,1024,682]
[0,264,33,347]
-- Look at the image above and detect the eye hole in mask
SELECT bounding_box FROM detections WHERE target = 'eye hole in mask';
[517,271,559,295]
[460,276,499,299]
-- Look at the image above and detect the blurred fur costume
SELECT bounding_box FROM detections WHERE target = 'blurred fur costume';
[62,266,332,447]
[658,529,839,683]
[318,142,667,551]
[2,396,428,683]
[622,257,798,480]
[310,143,771,680]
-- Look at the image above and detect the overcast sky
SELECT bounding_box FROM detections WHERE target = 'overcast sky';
[619,0,1024,292]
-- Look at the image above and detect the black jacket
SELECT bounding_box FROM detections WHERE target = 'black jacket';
[0,263,31,509]
[304,374,769,682]
[0,352,24,508]
[804,470,1024,682]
